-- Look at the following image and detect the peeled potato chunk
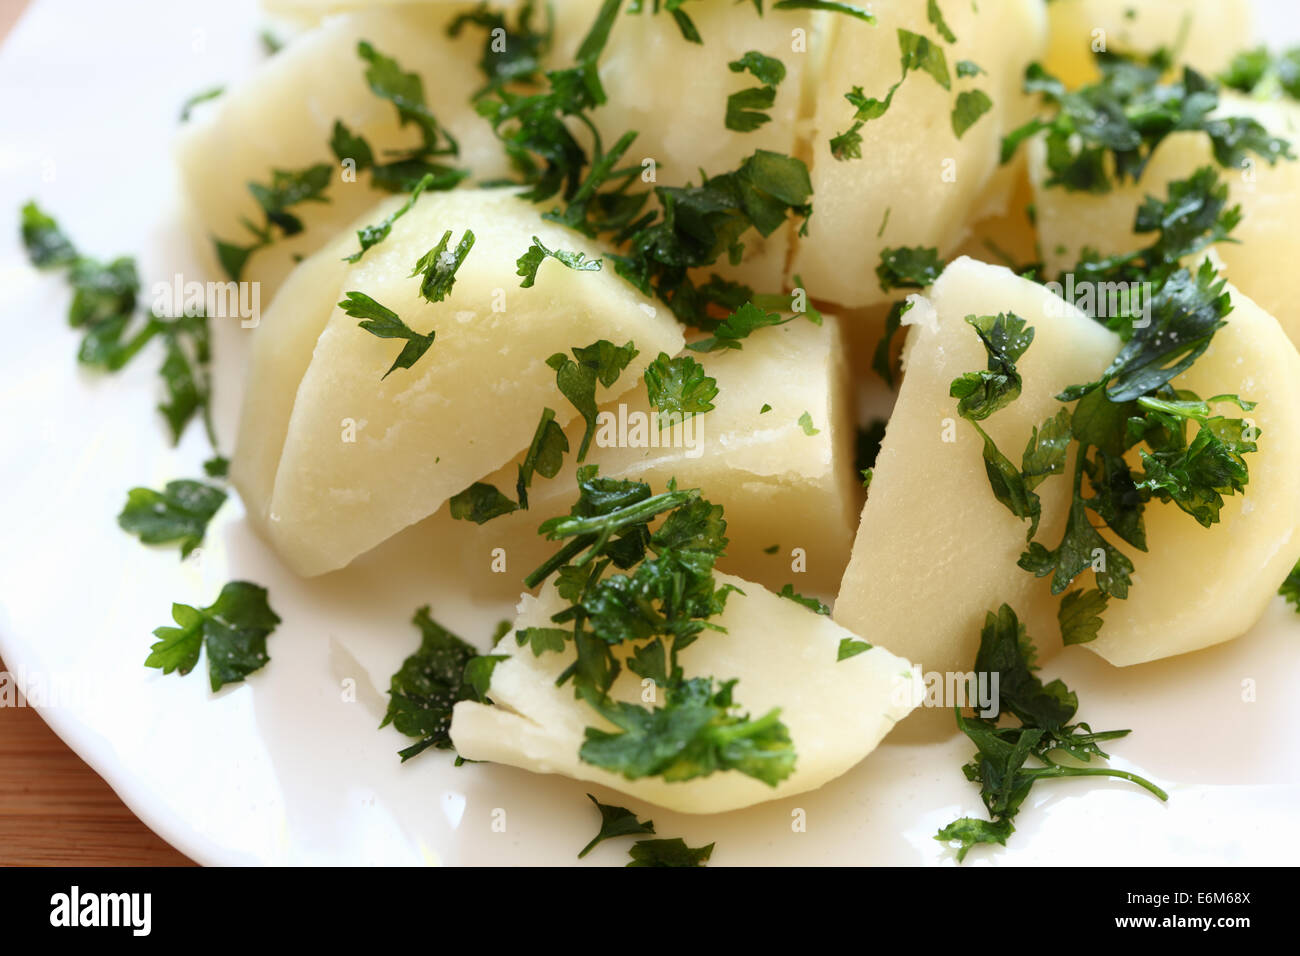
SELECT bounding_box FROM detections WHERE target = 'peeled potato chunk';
[790,0,1046,309]
[231,187,683,577]
[834,257,1120,675]
[1030,94,1300,344]
[176,3,507,293]
[456,317,858,592]
[1089,280,1300,665]
[547,0,823,290]
[836,257,1300,672]
[1042,0,1254,89]
[449,573,920,814]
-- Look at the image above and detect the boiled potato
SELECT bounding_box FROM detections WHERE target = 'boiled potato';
[834,257,1119,675]
[449,572,920,814]
[176,3,507,294]
[451,316,859,593]
[1030,93,1300,344]
[231,187,683,577]
[789,0,1047,309]
[547,0,824,292]
[1043,0,1254,89]
[836,256,1300,672]
[1089,279,1300,665]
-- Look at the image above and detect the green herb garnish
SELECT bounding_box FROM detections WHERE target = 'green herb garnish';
[935,605,1166,861]
[146,582,280,691]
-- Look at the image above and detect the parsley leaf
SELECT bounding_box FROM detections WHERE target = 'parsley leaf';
[578,794,655,858]
[179,85,224,122]
[343,171,437,263]
[952,88,993,138]
[448,0,554,97]
[516,235,602,288]
[927,0,956,43]
[626,837,714,867]
[338,291,435,379]
[448,482,520,524]
[118,479,227,558]
[642,353,718,426]
[688,301,792,354]
[1003,52,1293,193]
[580,677,794,786]
[1281,560,1300,612]
[877,246,943,293]
[381,606,482,761]
[411,229,475,303]
[726,51,786,132]
[547,340,640,460]
[935,605,1166,861]
[778,583,829,615]
[797,411,819,436]
[772,0,875,24]
[837,637,872,661]
[146,582,280,692]
[20,200,77,267]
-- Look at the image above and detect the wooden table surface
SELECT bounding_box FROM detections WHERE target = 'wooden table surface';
[0,656,194,866]
[0,1,193,867]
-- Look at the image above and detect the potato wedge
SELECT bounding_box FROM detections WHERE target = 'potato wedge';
[176,3,507,294]
[547,0,825,291]
[450,572,920,814]
[1030,94,1300,344]
[1089,279,1300,665]
[231,187,683,576]
[790,0,1047,309]
[448,316,859,593]
[834,257,1119,675]
[1042,0,1254,89]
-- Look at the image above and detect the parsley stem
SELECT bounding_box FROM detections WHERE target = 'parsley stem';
[710,707,783,745]
[1023,764,1168,801]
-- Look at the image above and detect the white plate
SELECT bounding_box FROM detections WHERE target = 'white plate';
[2,0,1300,866]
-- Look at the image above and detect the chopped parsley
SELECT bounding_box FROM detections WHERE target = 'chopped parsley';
[412,229,475,303]
[642,354,718,426]
[214,163,332,280]
[516,468,796,788]
[118,479,227,558]
[179,85,224,122]
[626,837,714,867]
[877,246,943,293]
[798,411,819,435]
[338,291,436,379]
[1002,50,1294,193]
[145,582,280,692]
[837,637,872,661]
[516,235,602,287]
[1280,560,1300,612]
[578,794,655,858]
[218,42,466,279]
[448,0,554,97]
[935,605,1166,861]
[381,606,489,761]
[343,171,438,263]
[831,28,960,159]
[725,50,786,132]
[687,302,789,353]
[20,203,218,447]
[778,583,829,615]
[1219,46,1300,101]
[948,168,1262,644]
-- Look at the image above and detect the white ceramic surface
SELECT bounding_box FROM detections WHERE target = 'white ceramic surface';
[1,0,1299,865]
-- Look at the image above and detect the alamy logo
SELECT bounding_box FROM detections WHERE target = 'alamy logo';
[152,273,261,328]
[49,886,151,936]
[1042,273,1152,329]
[594,404,704,459]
